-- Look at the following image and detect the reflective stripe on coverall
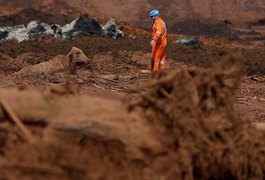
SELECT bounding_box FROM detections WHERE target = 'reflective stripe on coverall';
[151,17,167,71]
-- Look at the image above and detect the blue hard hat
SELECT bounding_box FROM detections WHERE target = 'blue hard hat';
[149,9,160,17]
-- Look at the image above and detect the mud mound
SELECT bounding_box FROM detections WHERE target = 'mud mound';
[170,20,238,39]
[129,54,265,179]
[0,53,13,60]
[0,52,51,72]
[0,53,14,69]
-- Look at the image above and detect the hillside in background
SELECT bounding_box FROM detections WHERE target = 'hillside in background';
[66,0,265,27]
[0,0,79,17]
[0,0,264,30]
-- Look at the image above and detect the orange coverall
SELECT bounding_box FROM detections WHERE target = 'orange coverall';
[151,17,167,71]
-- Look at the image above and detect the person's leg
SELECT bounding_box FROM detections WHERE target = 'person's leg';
[159,45,167,70]
[153,45,165,71]
[151,45,160,71]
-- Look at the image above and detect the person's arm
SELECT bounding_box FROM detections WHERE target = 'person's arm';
[152,21,163,43]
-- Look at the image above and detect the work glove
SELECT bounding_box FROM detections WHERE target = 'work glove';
[150,40,155,46]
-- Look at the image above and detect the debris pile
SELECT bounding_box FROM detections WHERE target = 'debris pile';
[0,15,124,42]
[58,15,102,40]
[102,19,124,39]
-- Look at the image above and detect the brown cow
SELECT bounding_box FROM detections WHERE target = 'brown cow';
[15,47,89,76]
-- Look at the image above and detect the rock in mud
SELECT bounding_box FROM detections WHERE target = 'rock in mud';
[0,30,9,40]
[102,19,124,39]
[176,37,198,46]
[27,21,52,38]
[61,14,102,40]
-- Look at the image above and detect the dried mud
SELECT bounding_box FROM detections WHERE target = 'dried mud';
[0,34,264,179]
[0,54,265,180]
[129,54,265,179]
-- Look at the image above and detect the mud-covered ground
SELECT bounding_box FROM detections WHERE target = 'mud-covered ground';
[0,35,265,122]
[0,34,265,179]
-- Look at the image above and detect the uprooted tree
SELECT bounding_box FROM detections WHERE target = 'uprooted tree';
[0,53,264,180]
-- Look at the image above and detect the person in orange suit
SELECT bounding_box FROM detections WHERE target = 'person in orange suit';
[149,9,167,71]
